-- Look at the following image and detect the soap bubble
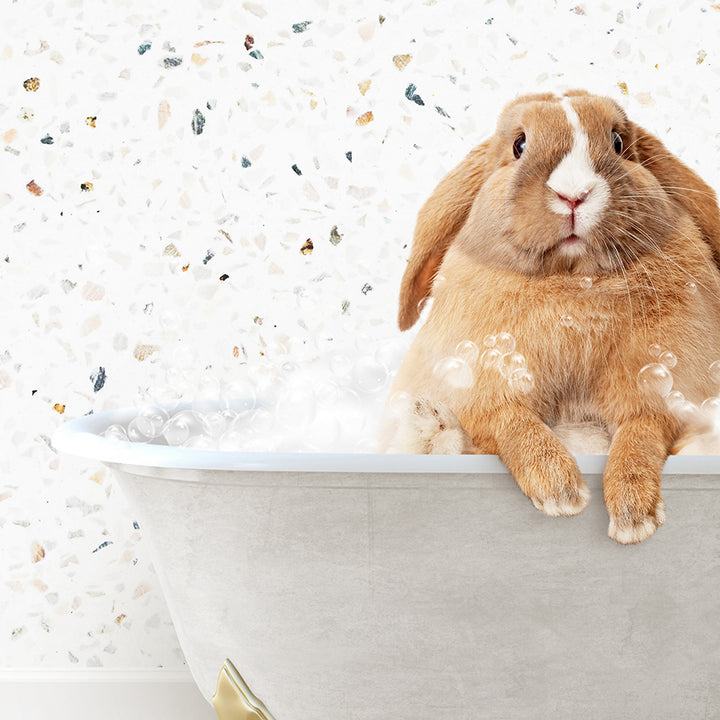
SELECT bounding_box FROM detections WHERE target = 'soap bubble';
[104,424,129,442]
[433,356,473,388]
[149,385,182,412]
[684,281,697,294]
[455,340,480,364]
[701,397,720,434]
[701,397,720,416]
[183,434,217,450]
[354,332,375,354]
[480,347,502,370]
[375,336,410,370]
[313,379,340,408]
[218,429,246,452]
[246,407,275,435]
[353,357,389,394]
[666,391,700,424]
[509,368,535,394]
[637,363,673,397]
[417,296,433,316]
[580,276,593,289]
[700,396,720,433]
[433,274,447,290]
[560,314,573,328]
[665,390,685,409]
[386,391,413,417]
[135,405,170,439]
[648,344,662,357]
[162,410,203,446]
[496,332,515,354]
[483,334,497,348]
[500,351,526,378]
[222,379,257,414]
[127,417,151,443]
[709,360,720,385]
[199,411,229,438]
[658,351,677,369]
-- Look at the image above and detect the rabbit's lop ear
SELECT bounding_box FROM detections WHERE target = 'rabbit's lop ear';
[629,123,720,270]
[398,140,493,331]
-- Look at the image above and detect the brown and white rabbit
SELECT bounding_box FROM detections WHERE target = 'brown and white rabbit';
[381,90,720,545]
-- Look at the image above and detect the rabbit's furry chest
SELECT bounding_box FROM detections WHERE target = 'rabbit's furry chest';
[428,253,640,378]
[396,243,717,422]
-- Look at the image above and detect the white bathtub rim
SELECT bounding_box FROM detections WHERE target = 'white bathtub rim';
[51,406,720,476]
[52,416,520,474]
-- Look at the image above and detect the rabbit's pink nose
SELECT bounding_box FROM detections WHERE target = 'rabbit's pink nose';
[556,190,591,210]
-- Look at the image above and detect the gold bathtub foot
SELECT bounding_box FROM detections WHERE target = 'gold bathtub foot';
[213,659,276,720]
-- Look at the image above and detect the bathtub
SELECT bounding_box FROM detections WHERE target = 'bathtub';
[53,406,720,719]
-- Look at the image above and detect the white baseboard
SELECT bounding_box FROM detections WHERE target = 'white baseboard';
[0,669,217,720]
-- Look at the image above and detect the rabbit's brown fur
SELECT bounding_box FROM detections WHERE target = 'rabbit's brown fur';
[385,90,720,544]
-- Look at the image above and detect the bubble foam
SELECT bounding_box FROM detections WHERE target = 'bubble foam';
[106,337,410,453]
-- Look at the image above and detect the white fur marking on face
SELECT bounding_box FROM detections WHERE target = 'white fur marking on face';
[546,98,610,235]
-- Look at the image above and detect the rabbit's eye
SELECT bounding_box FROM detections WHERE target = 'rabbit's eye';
[513,133,526,159]
[612,130,623,155]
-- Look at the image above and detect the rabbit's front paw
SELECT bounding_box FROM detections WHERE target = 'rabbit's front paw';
[604,464,666,544]
[528,474,590,517]
[388,396,473,454]
[607,498,666,545]
[500,423,590,517]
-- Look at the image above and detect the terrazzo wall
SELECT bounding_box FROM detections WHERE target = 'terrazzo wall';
[2,0,720,671]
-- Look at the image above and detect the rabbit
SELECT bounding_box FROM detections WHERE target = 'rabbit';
[380,89,720,545]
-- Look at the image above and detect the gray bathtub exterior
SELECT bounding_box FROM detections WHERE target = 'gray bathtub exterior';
[54,410,720,720]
